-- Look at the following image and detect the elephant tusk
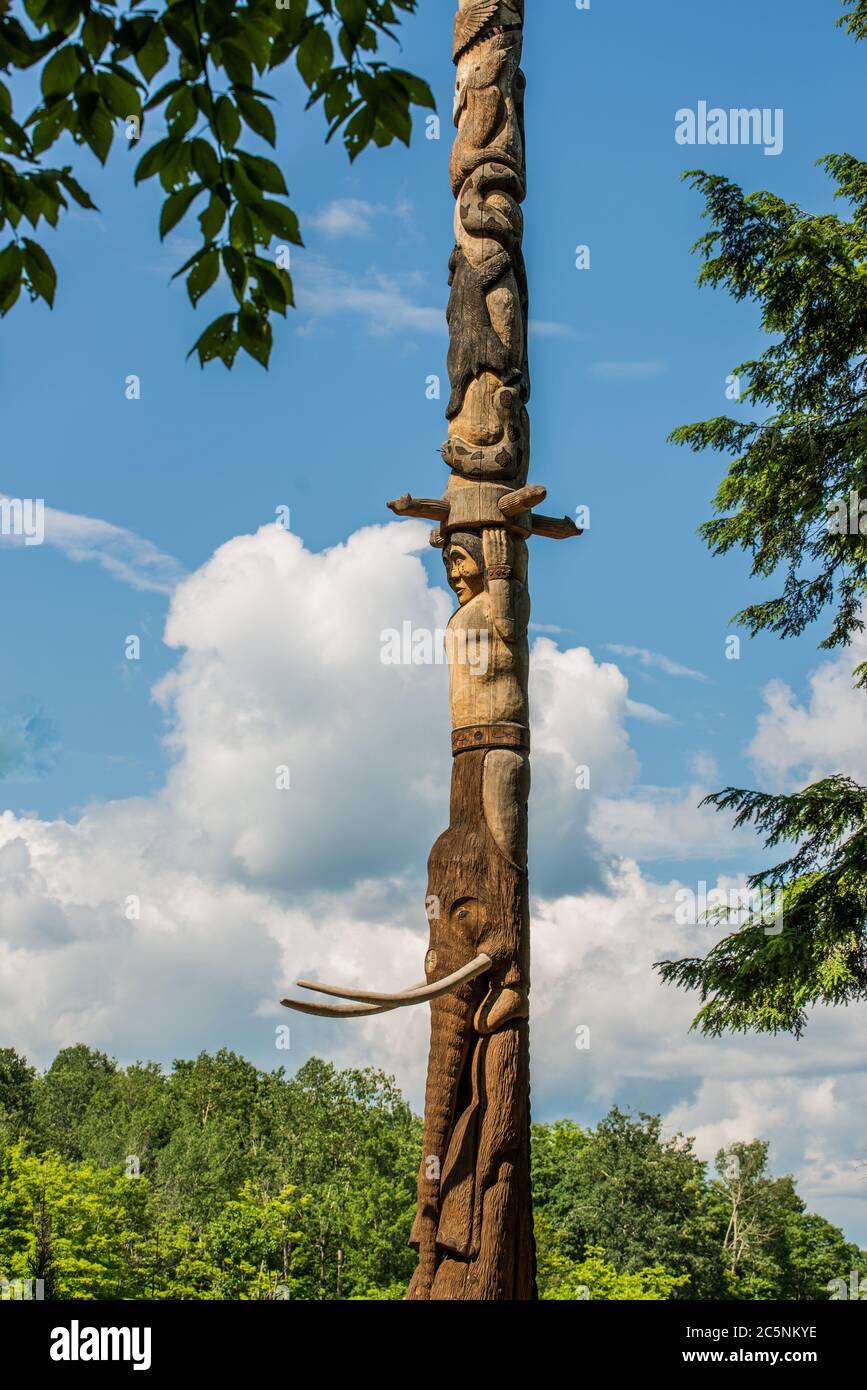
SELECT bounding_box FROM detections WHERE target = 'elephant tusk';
[280,977,432,1019]
[295,954,493,1007]
[280,997,407,1019]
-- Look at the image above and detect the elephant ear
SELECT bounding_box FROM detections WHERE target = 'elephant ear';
[454,0,500,60]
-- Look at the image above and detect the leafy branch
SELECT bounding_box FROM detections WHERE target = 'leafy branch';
[0,0,434,366]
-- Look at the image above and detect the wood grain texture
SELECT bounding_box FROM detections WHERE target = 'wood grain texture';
[405,2,537,1299]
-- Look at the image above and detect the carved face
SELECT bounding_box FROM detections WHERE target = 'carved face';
[446,545,484,607]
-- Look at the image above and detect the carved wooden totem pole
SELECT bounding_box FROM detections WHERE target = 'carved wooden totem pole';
[282,0,579,1300]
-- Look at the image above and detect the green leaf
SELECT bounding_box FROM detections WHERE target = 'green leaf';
[256,199,302,244]
[162,8,202,68]
[0,242,23,314]
[190,138,220,187]
[165,84,197,138]
[99,70,142,120]
[58,170,97,210]
[238,298,272,367]
[30,100,73,157]
[221,245,247,300]
[136,25,169,83]
[237,151,287,195]
[82,12,114,62]
[228,202,254,251]
[251,256,291,315]
[144,78,184,113]
[22,236,56,305]
[235,91,276,146]
[159,182,204,239]
[41,46,80,99]
[214,96,241,150]
[187,248,219,306]
[81,110,114,165]
[135,136,175,183]
[199,193,227,240]
[391,69,436,110]
[337,0,367,41]
[296,26,333,88]
[188,311,239,368]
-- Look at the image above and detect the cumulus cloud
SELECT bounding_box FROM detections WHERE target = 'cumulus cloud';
[589,782,757,863]
[1,520,865,1241]
[748,629,867,786]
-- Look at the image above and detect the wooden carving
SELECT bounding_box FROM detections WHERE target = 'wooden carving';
[282,0,580,1301]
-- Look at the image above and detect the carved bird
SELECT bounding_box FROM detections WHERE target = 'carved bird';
[453,0,501,60]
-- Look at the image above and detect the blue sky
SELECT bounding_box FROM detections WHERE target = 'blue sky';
[4,0,863,823]
[3,0,867,1243]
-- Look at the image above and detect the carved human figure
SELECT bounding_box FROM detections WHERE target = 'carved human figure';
[444,529,529,729]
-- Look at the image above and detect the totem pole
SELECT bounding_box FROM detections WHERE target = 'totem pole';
[282,0,579,1301]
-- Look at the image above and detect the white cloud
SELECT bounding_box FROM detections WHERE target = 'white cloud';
[0,526,644,1067]
[608,643,709,682]
[310,198,412,238]
[295,257,443,337]
[0,495,186,594]
[1,521,865,1243]
[748,630,867,786]
[589,782,756,862]
[691,750,719,782]
[294,258,575,341]
[625,698,676,725]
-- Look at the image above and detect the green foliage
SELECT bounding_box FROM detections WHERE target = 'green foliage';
[706,1141,867,1300]
[0,1141,154,1298]
[660,6,867,1044]
[2,1049,862,1300]
[535,1214,689,1301]
[532,1109,727,1298]
[0,1046,420,1300]
[669,160,867,652]
[532,1115,866,1302]
[0,1047,36,1141]
[203,1178,308,1299]
[657,777,867,1035]
[840,0,867,42]
[0,0,433,366]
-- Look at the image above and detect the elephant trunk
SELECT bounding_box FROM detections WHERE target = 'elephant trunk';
[407,985,478,1300]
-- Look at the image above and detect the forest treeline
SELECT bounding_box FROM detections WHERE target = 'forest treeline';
[0,1045,863,1300]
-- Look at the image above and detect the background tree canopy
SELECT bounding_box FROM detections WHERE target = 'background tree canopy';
[0,0,433,366]
[0,1046,863,1300]
[657,0,867,1040]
